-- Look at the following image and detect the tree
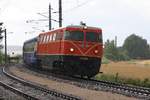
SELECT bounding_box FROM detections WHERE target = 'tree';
[104,40,119,61]
[104,39,130,61]
[123,34,150,59]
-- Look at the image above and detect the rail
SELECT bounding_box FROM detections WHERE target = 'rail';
[2,67,82,100]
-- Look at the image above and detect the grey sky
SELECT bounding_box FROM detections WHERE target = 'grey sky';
[0,0,150,46]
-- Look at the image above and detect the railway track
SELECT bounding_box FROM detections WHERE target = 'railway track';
[74,76,150,99]
[0,81,38,100]
[1,67,82,100]
[20,64,150,99]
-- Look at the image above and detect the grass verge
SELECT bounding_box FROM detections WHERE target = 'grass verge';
[102,57,110,64]
[95,73,150,88]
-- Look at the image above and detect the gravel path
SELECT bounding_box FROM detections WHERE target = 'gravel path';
[9,66,138,100]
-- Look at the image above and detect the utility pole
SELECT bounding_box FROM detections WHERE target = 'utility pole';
[59,0,62,27]
[49,3,52,30]
[115,36,117,47]
[4,29,7,65]
[0,22,7,65]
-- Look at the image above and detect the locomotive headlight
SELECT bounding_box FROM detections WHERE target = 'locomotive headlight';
[94,50,98,54]
[70,48,74,52]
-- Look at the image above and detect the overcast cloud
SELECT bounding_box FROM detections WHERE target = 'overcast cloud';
[0,0,150,46]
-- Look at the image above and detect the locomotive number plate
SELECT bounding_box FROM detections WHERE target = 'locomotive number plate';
[80,57,88,60]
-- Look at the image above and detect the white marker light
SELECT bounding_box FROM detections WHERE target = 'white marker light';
[70,48,74,52]
[94,50,98,54]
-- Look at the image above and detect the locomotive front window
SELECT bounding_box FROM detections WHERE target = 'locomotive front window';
[86,32,103,43]
[64,31,84,41]
[86,32,98,42]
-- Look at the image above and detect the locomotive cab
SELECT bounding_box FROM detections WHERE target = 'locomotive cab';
[60,26,103,77]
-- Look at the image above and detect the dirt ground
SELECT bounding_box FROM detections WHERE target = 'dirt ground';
[10,66,137,100]
[101,60,150,80]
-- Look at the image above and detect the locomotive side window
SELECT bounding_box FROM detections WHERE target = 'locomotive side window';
[39,36,42,43]
[41,36,44,44]
[46,35,50,43]
[44,35,46,43]
[49,34,52,42]
[53,33,56,41]
[38,36,41,44]
[45,35,48,43]
[64,31,84,41]
[44,35,47,43]
[46,35,48,43]
[41,36,44,43]
[56,33,62,40]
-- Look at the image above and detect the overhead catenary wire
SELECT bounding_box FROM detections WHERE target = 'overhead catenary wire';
[27,0,95,30]
[52,0,94,13]
[62,0,95,13]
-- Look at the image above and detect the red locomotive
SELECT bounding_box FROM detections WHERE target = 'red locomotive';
[23,25,103,78]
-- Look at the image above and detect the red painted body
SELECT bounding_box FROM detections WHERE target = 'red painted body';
[37,26,103,58]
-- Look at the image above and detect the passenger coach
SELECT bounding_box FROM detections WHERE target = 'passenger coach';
[23,25,103,78]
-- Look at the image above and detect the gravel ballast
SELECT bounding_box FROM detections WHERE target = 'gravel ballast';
[8,66,139,100]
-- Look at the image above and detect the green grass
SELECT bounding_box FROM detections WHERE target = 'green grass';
[95,73,150,88]
[126,59,137,64]
[102,57,110,64]
[144,63,150,67]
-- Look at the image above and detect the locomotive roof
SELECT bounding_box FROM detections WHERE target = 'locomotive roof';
[39,25,102,35]
[66,25,102,30]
